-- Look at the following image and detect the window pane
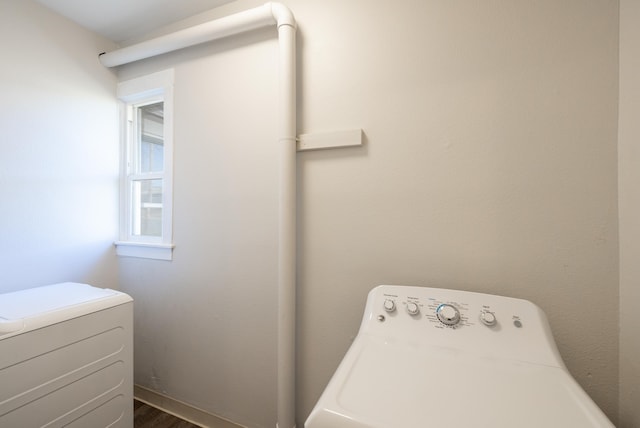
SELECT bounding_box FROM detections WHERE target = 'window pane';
[132,179,163,237]
[139,102,164,173]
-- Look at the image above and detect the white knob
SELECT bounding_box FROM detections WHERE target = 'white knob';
[480,311,496,326]
[406,301,420,315]
[436,304,460,326]
[383,299,396,312]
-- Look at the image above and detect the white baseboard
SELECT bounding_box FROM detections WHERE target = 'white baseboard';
[134,385,245,428]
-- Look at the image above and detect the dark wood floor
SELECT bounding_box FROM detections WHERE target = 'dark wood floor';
[134,400,201,428]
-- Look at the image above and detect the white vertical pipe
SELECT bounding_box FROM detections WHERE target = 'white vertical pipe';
[274,9,297,428]
[99,4,298,428]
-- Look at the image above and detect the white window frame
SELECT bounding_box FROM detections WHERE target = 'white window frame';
[115,69,175,260]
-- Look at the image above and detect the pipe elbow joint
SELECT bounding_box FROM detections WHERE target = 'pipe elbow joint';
[267,2,296,29]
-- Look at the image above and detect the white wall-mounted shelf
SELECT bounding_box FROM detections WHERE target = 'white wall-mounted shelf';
[297,129,363,151]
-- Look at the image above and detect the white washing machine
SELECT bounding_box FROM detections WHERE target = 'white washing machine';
[305,285,614,428]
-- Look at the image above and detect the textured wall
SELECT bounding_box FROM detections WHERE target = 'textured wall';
[619,1,640,427]
[116,0,620,426]
[0,0,119,293]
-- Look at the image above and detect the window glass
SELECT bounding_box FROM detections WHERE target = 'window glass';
[139,102,164,173]
[131,179,163,237]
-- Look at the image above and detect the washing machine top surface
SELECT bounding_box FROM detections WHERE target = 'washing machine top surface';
[305,285,614,428]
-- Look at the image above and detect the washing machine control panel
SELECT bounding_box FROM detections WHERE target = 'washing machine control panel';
[374,291,482,329]
[364,284,563,367]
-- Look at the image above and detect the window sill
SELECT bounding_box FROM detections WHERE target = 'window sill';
[114,241,174,261]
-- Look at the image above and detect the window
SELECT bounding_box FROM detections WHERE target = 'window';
[115,70,174,260]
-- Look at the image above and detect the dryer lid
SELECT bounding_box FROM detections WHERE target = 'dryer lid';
[0,283,132,338]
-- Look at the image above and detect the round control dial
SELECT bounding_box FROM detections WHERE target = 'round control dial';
[480,311,497,326]
[436,303,461,326]
[406,301,420,316]
[383,299,396,313]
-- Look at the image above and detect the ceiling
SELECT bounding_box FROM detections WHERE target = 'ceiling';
[36,0,235,42]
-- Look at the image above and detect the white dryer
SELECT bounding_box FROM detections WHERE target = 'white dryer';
[0,283,133,427]
[305,285,614,428]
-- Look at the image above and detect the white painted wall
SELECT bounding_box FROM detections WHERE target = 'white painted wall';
[618,1,640,427]
[116,0,619,427]
[0,0,119,293]
[294,1,618,423]
[116,20,280,428]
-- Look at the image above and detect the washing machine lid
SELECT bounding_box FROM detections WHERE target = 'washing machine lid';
[307,335,613,428]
